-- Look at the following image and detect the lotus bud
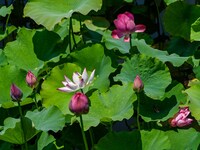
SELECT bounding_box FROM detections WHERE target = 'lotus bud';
[69,92,89,115]
[133,75,144,93]
[26,71,37,88]
[10,83,23,102]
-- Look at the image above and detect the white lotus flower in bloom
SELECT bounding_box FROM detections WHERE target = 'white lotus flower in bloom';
[58,68,95,92]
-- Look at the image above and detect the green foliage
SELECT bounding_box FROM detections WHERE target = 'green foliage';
[82,84,136,130]
[0,0,199,149]
[24,0,103,30]
[26,106,65,132]
[115,54,171,99]
[164,1,200,41]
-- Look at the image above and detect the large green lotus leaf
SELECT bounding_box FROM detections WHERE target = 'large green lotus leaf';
[163,1,200,41]
[70,44,115,92]
[114,54,171,99]
[81,84,136,130]
[0,5,13,17]
[26,106,65,132]
[94,131,141,150]
[141,129,171,150]
[184,79,200,120]
[0,117,37,144]
[163,82,187,104]
[191,17,200,42]
[33,29,68,62]
[41,63,80,114]
[0,50,7,66]
[37,132,55,150]
[0,64,33,107]
[166,37,200,56]
[103,30,130,54]
[24,0,102,30]
[4,28,44,71]
[139,94,179,122]
[166,128,200,150]
[133,39,188,67]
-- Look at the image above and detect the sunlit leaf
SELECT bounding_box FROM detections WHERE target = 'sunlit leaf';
[70,44,115,92]
[0,5,13,17]
[82,84,136,130]
[0,50,7,66]
[103,30,130,54]
[24,0,102,30]
[37,132,55,150]
[41,63,80,114]
[0,64,33,108]
[0,117,37,144]
[4,28,44,71]
[94,131,141,150]
[184,79,200,120]
[133,39,188,67]
[141,129,171,150]
[191,17,200,41]
[163,1,200,41]
[26,106,65,132]
[166,128,200,150]
[115,54,171,99]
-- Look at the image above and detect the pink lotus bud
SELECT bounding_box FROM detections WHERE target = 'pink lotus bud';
[133,75,144,93]
[69,92,89,115]
[169,107,193,127]
[10,83,23,102]
[26,71,37,88]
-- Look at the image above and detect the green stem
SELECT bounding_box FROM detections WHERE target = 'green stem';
[154,0,162,49]
[33,90,39,110]
[136,93,141,131]
[33,95,39,110]
[89,128,94,149]
[129,34,132,50]
[70,17,77,49]
[69,18,72,52]
[80,115,89,150]
[17,102,28,150]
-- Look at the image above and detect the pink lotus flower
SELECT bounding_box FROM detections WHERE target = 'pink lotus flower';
[133,75,144,93]
[26,71,37,88]
[69,92,89,115]
[169,107,193,127]
[58,68,95,93]
[111,11,146,42]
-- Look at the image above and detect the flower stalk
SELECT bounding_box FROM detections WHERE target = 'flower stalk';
[17,101,28,150]
[80,115,89,150]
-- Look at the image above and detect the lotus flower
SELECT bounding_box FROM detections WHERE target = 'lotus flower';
[133,75,144,93]
[10,83,23,102]
[26,71,37,88]
[111,11,146,42]
[69,92,89,115]
[58,68,95,92]
[169,107,193,127]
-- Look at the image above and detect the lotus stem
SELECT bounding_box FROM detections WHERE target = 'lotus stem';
[79,115,89,150]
